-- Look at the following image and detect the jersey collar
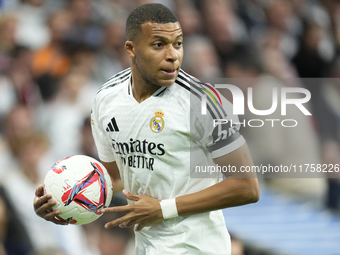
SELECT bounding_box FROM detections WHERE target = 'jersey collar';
[127,78,168,97]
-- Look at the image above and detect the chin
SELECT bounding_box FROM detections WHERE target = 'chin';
[159,75,178,86]
[158,79,176,87]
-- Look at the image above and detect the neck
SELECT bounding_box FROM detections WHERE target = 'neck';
[130,66,161,103]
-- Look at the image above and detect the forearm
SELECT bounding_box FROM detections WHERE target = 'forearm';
[112,178,124,195]
[176,143,259,217]
[176,178,259,216]
[101,161,124,195]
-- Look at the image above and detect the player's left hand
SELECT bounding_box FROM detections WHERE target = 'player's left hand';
[102,190,163,231]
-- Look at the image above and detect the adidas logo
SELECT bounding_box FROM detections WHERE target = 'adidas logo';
[106,117,119,132]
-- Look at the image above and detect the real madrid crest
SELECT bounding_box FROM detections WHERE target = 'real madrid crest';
[150,110,165,133]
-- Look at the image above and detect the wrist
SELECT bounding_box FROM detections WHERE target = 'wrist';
[160,198,178,219]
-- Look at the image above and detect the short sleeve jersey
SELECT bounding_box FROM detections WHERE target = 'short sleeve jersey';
[91,68,245,255]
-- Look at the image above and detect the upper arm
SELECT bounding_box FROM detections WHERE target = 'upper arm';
[101,161,120,181]
[195,87,255,180]
[194,87,246,159]
[91,98,116,163]
[213,142,253,170]
[101,161,124,194]
[214,143,259,200]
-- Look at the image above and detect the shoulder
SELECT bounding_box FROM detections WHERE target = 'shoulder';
[171,69,205,103]
[175,69,201,91]
[96,68,131,95]
[174,69,228,120]
[175,70,221,106]
[92,68,130,111]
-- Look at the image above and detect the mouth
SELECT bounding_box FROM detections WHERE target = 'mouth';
[161,68,178,76]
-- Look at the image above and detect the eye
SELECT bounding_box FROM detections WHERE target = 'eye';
[153,43,163,48]
[175,42,182,47]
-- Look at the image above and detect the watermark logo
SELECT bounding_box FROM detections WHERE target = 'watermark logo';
[201,84,311,116]
[200,84,312,128]
[199,83,222,109]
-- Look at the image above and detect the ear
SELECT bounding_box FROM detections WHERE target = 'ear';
[125,41,135,58]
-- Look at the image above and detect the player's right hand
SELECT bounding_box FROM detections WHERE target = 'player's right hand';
[33,184,68,225]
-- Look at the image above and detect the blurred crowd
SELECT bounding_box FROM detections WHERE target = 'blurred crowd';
[0,0,340,254]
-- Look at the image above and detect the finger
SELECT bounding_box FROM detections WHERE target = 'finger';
[119,220,134,228]
[105,215,135,229]
[101,205,131,214]
[135,223,145,231]
[50,218,69,226]
[122,219,139,228]
[34,194,53,209]
[35,185,44,197]
[48,215,69,226]
[35,199,56,216]
[43,209,61,221]
[122,189,140,201]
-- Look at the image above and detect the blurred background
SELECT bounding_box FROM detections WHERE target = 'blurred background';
[0,0,340,254]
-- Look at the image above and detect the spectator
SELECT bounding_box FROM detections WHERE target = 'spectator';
[181,35,222,79]
[251,0,299,60]
[8,46,38,106]
[200,0,248,60]
[13,0,50,50]
[63,0,104,51]
[95,19,128,84]
[1,132,94,255]
[0,105,35,177]
[32,9,73,102]
[292,22,331,78]
[38,71,96,161]
[314,57,340,211]
[0,75,17,128]
[0,15,17,58]
[175,0,203,36]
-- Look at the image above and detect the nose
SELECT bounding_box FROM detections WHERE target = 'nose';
[165,45,178,63]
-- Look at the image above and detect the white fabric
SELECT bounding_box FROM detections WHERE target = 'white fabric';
[160,198,178,219]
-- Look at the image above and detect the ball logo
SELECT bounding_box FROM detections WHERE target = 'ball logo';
[61,162,107,215]
[150,110,165,133]
[51,156,72,174]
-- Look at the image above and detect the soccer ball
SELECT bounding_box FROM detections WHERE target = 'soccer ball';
[44,155,113,225]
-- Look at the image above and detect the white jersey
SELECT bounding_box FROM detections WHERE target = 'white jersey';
[91,68,245,255]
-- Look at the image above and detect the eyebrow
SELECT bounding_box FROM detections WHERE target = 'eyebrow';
[152,34,183,41]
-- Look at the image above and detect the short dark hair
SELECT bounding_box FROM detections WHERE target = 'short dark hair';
[126,3,178,41]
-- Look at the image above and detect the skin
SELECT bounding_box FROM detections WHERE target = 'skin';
[126,22,183,103]
[33,21,259,231]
